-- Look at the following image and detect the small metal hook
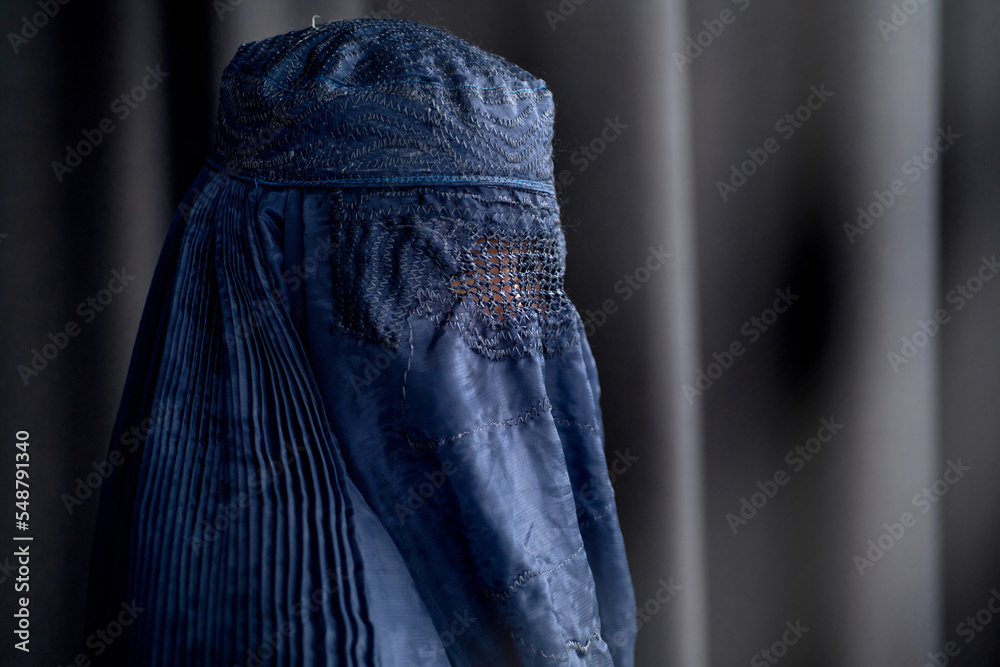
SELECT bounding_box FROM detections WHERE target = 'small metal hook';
[312,15,321,29]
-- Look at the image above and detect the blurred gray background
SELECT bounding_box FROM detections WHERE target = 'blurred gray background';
[1,0,998,665]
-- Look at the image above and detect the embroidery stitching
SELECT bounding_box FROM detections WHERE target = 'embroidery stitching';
[406,397,552,453]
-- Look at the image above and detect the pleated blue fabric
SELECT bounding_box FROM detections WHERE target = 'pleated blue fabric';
[83,18,636,667]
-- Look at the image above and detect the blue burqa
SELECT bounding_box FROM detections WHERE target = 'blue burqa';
[83,18,636,666]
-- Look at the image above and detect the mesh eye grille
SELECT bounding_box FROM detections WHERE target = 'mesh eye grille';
[326,193,579,361]
[451,235,563,322]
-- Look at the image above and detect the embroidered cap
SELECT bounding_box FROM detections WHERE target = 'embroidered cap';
[210,18,556,192]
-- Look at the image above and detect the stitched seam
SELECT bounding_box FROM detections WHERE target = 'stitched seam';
[400,319,415,425]
[231,64,548,94]
[317,75,547,94]
[350,195,558,219]
[577,503,613,530]
[204,161,556,194]
[513,633,569,662]
[566,633,600,657]
[510,629,601,662]
[482,546,584,604]
[406,397,551,453]
[551,417,599,431]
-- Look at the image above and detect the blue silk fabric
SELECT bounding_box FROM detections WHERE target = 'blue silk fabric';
[84,18,636,666]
